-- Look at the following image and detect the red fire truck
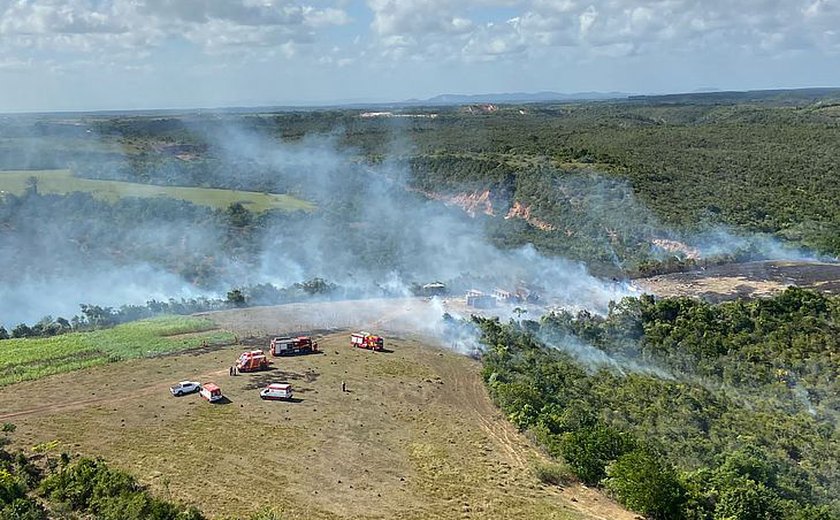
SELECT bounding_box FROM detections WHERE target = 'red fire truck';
[269,336,318,356]
[350,332,384,351]
[236,350,271,372]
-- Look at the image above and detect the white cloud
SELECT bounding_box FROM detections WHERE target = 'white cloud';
[462,19,527,61]
[362,0,840,63]
[3,0,840,111]
[0,0,350,66]
[367,0,474,37]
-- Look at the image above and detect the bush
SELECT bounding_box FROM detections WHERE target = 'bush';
[714,478,782,520]
[604,450,686,520]
[560,425,636,486]
[40,457,205,520]
[532,461,574,486]
[0,498,46,520]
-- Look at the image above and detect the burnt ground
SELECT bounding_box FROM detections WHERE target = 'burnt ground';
[633,260,840,302]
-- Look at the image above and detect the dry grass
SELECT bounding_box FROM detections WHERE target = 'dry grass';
[1,314,633,520]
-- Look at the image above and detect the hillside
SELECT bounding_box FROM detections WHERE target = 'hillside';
[476,288,840,519]
[0,305,633,520]
[2,92,840,520]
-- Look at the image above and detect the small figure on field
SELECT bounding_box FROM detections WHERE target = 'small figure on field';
[341,381,347,392]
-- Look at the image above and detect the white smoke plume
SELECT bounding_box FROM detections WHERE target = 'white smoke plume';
[0,115,830,332]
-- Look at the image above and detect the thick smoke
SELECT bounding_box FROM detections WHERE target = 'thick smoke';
[0,118,639,328]
[538,168,832,266]
[691,227,833,262]
[0,121,225,326]
[540,333,675,380]
[197,123,639,314]
[1,115,829,334]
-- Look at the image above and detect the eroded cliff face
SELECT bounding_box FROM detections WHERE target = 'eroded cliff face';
[418,187,560,232]
[417,189,496,217]
[504,201,556,231]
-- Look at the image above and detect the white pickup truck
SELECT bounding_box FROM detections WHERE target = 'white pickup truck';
[170,381,200,396]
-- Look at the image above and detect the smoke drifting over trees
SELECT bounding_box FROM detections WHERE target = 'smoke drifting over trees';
[0,117,632,327]
[0,105,832,329]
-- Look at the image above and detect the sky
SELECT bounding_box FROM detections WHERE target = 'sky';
[1,0,839,112]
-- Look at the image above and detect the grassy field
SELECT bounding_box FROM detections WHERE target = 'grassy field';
[0,169,314,212]
[0,316,235,386]
[0,303,633,520]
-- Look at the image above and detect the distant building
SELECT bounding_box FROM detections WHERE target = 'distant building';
[421,282,447,297]
[493,288,512,303]
[466,290,496,309]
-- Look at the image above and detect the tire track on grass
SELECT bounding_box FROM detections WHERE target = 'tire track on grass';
[0,368,229,421]
[428,354,529,470]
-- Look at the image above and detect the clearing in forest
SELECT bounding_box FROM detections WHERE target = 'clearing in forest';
[0,304,633,520]
[0,169,314,212]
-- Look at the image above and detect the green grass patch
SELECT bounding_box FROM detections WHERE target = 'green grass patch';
[0,169,314,213]
[0,316,234,386]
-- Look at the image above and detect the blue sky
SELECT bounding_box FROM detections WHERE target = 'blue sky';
[1,0,839,112]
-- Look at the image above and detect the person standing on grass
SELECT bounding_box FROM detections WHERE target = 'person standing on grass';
[342,381,346,392]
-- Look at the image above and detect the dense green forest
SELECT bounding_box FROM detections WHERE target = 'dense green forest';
[5,91,838,272]
[477,287,840,519]
[395,102,840,264]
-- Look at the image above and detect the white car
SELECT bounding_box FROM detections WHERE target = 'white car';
[170,381,201,396]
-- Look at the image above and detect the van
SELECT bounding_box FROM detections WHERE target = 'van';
[199,383,223,402]
[260,383,293,400]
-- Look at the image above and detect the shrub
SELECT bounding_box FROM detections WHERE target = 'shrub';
[532,461,574,486]
[714,478,782,520]
[560,425,635,486]
[0,498,46,520]
[0,469,25,505]
[40,457,205,520]
[604,450,686,520]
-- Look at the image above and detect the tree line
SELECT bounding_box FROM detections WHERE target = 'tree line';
[477,287,839,519]
[0,278,339,340]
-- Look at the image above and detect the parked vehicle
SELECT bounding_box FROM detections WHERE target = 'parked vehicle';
[170,381,201,396]
[351,332,384,351]
[259,383,294,400]
[199,383,223,402]
[269,336,318,356]
[236,350,271,372]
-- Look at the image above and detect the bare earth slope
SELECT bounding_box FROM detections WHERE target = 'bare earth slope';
[1,306,634,520]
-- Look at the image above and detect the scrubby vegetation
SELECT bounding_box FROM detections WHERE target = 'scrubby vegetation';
[478,287,840,519]
[2,422,200,520]
[1,426,291,520]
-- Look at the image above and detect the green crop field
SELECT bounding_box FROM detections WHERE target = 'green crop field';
[0,169,314,212]
[0,316,234,386]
